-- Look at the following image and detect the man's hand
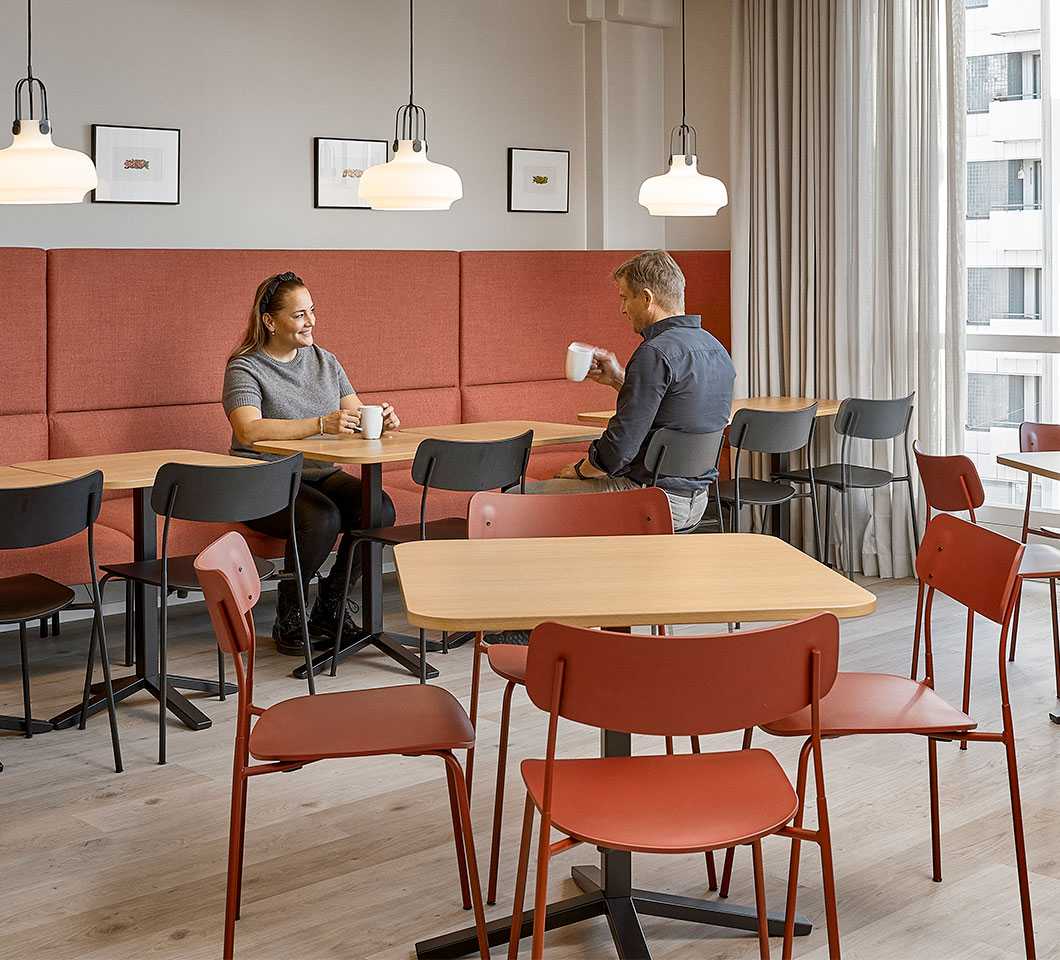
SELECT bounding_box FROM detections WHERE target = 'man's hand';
[555,458,606,480]
[587,348,625,390]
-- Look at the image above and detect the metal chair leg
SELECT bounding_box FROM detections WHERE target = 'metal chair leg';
[487,679,517,905]
[809,481,823,562]
[39,617,48,638]
[124,579,134,666]
[92,596,124,773]
[18,621,32,739]
[217,646,226,701]
[928,737,942,882]
[329,539,359,678]
[1009,581,1023,662]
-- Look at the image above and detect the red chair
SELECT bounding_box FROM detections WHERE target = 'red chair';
[761,514,1036,959]
[913,442,1060,719]
[509,615,842,959]
[1010,421,1060,668]
[193,532,489,960]
[464,488,701,905]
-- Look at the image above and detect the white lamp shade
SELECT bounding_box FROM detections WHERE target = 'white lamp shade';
[0,125,97,204]
[358,138,462,211]
[638,155,727,217]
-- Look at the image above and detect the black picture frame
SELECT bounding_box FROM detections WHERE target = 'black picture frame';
[314,137,389,209]
[91,124,180,205]
[507,146,570,214]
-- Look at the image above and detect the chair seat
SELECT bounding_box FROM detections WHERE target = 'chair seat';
[776,464,894,489]
[101,555,274,591]
[0,574,76,623]
[716,478,796,506]
[521,750,797,854]
[249,685,475,762]
[486,644,528,685]
[1019,543,1060,579]
[762,672,976,737]
[350,517,468,547]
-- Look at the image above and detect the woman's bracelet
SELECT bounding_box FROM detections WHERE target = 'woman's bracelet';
[318,415,324,436]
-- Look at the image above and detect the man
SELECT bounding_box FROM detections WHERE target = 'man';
[529,249,735,532]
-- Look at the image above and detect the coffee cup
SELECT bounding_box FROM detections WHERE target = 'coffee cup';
[356,405,384,440]
[565,342,595,382]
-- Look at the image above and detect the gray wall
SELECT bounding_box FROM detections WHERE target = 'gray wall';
[0,0,731,251]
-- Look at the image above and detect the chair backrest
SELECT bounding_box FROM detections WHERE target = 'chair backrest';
[915,514,1022,625]
[834,393,915,441]
[194,531,261,657]
[467,487,673,539]
[524,614,840,737]
[151,454,304,523]
[410,430,533,493]
[642,428,725,486]
[0,470,103,550]
[1020,421,1060,453]
[913,442,985,517]
[728,404,818,455]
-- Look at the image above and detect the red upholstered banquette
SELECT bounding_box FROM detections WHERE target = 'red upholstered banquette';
[1,248,729,584]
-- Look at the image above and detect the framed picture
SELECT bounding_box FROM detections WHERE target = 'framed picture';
[315,137,388,209]
[92,124,180,204]
[507,147,570,214]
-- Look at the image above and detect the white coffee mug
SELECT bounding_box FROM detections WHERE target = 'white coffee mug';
[565,342,595,382]
[356,405,384,440]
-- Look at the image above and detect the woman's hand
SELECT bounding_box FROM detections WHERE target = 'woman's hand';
[321,409,360,435]
[381,402,401,431]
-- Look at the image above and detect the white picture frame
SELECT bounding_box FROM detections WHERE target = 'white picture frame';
[315,137,388,209]
[92,124,180,204]
[507,147,570,214]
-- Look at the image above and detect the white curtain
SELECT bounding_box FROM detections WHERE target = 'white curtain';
[731,0,966,578]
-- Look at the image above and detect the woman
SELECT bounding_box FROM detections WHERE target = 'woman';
[223,271,399,655]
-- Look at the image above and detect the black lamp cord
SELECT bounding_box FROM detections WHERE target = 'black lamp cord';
[27,0,34,120]
[667,0,694,165]
[393,0,426,150]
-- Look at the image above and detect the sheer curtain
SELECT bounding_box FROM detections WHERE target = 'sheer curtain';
[731,0,966,577]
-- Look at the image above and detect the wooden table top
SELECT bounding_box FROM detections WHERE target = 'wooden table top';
[14,450,256,491]
[997,451,1060,482]
[402,420,602,445]
[395,533,876,631]
[255,421,602,465]
[0,465,70,489]
[577,395,843,428]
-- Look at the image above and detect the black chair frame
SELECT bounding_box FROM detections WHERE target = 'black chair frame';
[0,471,122,773]
[643,427,726,533]
[721,405,823,559]
[97,455,311,765]
[328,431,533,681]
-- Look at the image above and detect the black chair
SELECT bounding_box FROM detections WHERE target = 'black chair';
[717,404,822,558]
[98,455,310,764]
[776,393,919,580]
[642,427,726,532]
[0,471,122,773]
[330,430,534,681]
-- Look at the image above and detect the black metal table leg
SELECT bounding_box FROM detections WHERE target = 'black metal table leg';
[415,721,812,958]
[290,462,436,682]
[49,488,218,731]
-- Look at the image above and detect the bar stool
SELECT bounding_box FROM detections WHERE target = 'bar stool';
[98,455,309,764]
[327,430,533,680]
[717,404,822,557]
[0,471,122,772]
[776,394,918,579]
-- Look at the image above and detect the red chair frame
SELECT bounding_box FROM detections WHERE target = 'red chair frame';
[194,532,489,960]
[509,615,842,959]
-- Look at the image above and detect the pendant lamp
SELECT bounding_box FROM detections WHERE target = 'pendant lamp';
[359,0,462,211]
[638,0,726,217]
[0,0,97,204]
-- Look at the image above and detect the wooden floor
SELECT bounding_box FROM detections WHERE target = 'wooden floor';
[1,572,1058,960]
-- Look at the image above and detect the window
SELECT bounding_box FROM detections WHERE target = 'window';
[963,1,1053,510]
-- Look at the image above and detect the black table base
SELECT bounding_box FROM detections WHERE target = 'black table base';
[0,714,53,735]
[292,629,439,681]
[50,673,235,731]
[415,862,811,959]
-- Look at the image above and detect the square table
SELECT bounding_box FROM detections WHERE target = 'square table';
[996,450,1060,725]
[394,533,875,958]
[253,421,603,681]
[14,450,257,732]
